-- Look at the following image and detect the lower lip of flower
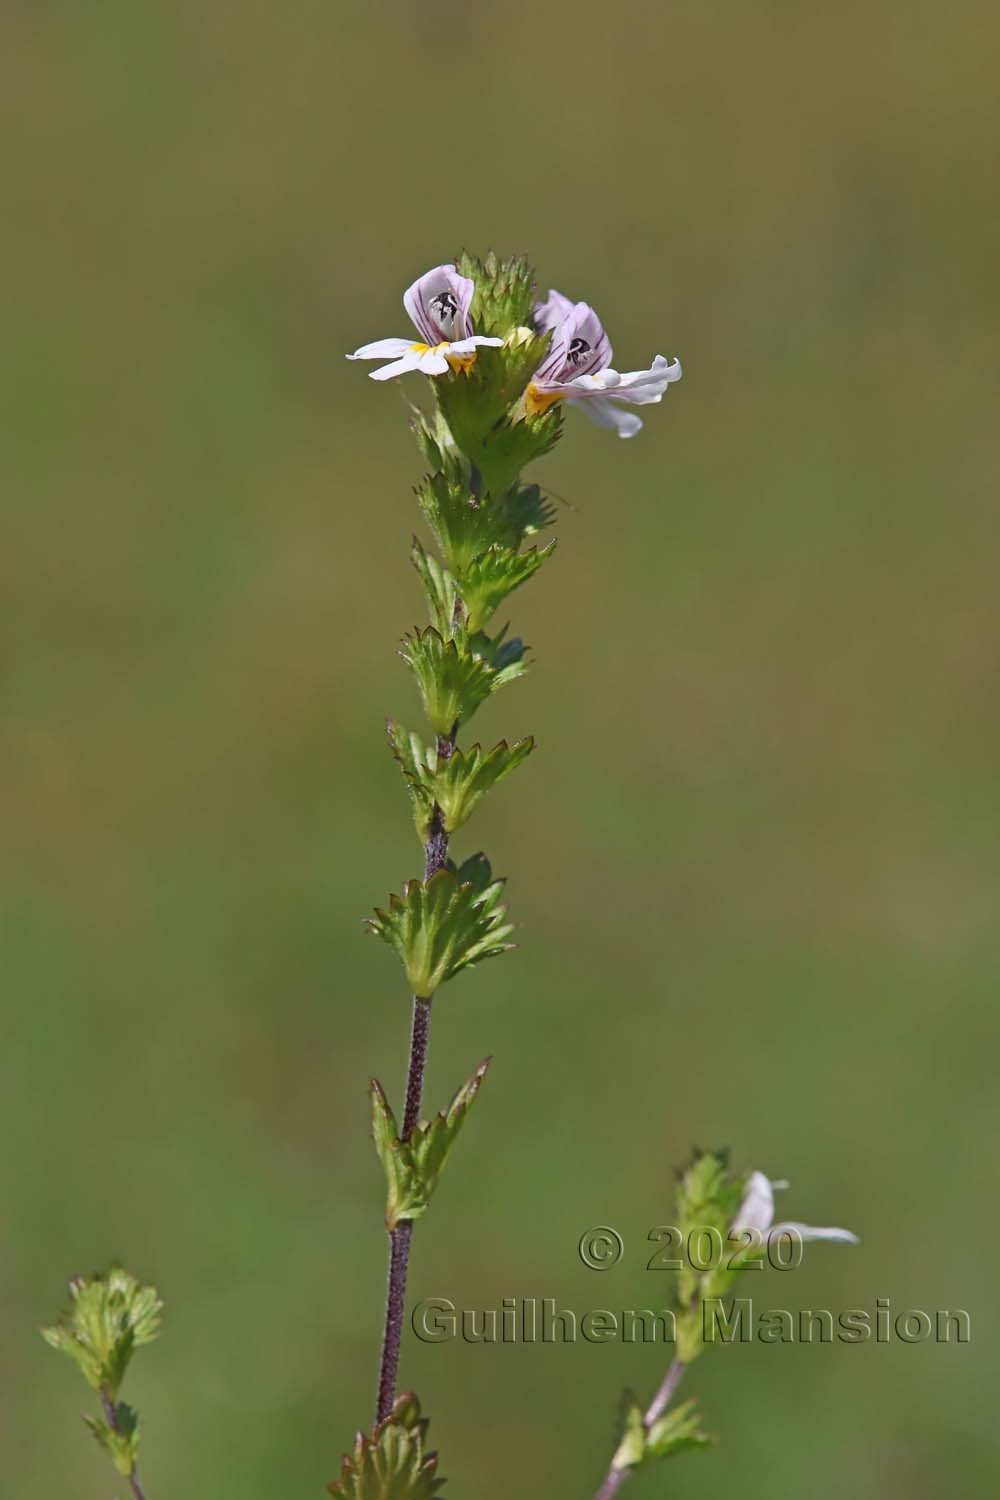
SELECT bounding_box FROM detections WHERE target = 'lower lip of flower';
[412,341,478,375]
[525,383,563,417]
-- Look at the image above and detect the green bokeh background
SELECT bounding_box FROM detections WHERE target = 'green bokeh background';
[4,2,997,1494]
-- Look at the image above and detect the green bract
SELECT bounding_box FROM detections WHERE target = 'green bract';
[328,1393,445,1499]
[371,1059,489,1228]
[367,856,514,996]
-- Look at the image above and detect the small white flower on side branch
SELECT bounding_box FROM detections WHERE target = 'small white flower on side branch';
[732,1170,860,1246]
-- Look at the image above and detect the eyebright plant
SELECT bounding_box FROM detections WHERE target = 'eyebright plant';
[41,253,857,1499]
[351,256,683,1453]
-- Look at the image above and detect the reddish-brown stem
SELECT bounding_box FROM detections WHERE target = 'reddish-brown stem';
[374,732,456,1423]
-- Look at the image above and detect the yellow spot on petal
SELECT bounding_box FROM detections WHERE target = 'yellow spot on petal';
[525,383,564,417]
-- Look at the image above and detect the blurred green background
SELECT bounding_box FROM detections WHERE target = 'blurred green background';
[3,1,997,1494]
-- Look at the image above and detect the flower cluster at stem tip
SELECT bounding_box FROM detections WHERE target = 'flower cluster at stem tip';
[348,258,682,439]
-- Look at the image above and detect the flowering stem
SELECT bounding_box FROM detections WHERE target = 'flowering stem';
[100,1388,148,1500]
[374,737,456,1423]
[594,1359,686,1500]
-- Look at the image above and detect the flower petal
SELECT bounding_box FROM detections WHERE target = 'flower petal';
[576,395,644,439]
[534,288,576,333]
[368,351,425,381]
[731,1170,777,1235]
[772,1221,860,1245]
[612,354,683,404]
[347,337,416,361]
[447,336,504,353]
[535,299,613,385]
[403,265,475,344]
[415,349,451,375]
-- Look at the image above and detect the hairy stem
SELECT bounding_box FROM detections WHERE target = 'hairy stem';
[100,1389,148,1500]
[375,733,456,1422]
[594,1359,686,1500]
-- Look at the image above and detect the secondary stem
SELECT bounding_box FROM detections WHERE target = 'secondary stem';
[100,1389,148,1500]
[374,733,456,1423]
[594,1359,686,1500]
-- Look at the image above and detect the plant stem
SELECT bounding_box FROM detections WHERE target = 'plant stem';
[594,1359,686,1500]
[374,736,455,1423]
[374,994,431,1421]
[100,1389,148,1500]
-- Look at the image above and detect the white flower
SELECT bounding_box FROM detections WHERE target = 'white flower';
[527,289,682,438]
[347,264,502,381]
[732,1170,860,1245]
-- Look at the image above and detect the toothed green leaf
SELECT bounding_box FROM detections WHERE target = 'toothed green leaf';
[367,857,514,996]
[83,1402,140,1477]
[410,402,465,482]
[328,1392,446,1499]
[371,1059,490,1228]
[459,542,555,632]
[410,537,463,637]
[400,625,531,737]
[472,622,531,691]
[386,720,435,838]
[646,1400,713,1461]
[612,1392,648,1471]
[498,481,559,548]
[415,472,495,577]
[612,1393,712,1473]
[399,627,495,736]
[430,736,535,834]
[387,724,535,841]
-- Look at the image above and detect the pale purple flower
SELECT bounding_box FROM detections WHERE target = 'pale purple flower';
[527,289,682,438]
[347,265,502,381]
[732,1171,859,1246]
